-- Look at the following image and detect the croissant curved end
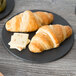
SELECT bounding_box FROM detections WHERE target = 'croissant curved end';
[5,22,11,31]
[65,26,72,38]
[28,43,42,53]
[49,13,54,23]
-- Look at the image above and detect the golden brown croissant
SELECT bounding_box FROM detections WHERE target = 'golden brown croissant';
[29,24,72,53]
[5,10,54,32]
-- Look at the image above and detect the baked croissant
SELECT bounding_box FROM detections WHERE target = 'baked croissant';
[5,10,54,32]
[29,24,72,53]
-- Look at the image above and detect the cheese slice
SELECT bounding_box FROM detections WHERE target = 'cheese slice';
[8,33,30,51]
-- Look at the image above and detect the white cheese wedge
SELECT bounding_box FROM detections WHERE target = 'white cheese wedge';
[8,33,30,51]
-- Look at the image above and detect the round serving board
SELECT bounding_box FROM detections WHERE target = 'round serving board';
[2,10,74,63]
[0,0,15,20]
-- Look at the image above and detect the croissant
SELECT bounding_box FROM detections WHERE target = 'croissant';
[5,10,54,32]
[29,24,72,53]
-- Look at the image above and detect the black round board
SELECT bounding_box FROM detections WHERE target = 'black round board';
[2,10,74,63]
[0,0,15,20]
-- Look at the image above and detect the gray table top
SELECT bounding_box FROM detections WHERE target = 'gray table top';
[0,0,76,76]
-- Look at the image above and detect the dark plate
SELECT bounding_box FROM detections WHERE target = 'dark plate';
[0,0,15,20]
[2,10,74,63]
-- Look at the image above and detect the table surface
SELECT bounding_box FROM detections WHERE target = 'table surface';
[0,0,76,76]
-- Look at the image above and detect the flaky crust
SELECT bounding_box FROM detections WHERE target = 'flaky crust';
[6,10,54,32]
[29,24,72,53]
